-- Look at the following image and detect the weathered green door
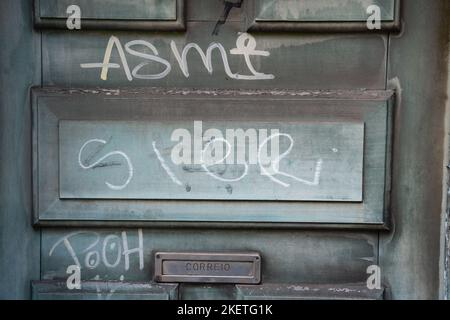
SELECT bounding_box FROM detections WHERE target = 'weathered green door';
[1,0,449,300]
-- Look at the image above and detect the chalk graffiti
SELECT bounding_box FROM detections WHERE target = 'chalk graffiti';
[201,137,249,183]
[258,133,323,188]
[49,229,144,272]
[78,138,133,190]
[171,121,281,166]
[76,123,323,191]
[169,121,323,187]
[152,141,183,186]
[91,274,128,300]
[80,33,274,81]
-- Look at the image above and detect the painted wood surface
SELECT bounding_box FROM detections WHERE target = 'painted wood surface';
[33,88,393,227]
[0,0,40,299]
[34,0,185,30]
[236,283,384,300]
[379,0,449,300]
[254,0,396,22]
[40,228,377,287]
[38,0,177,20]
[1,0,446,301]
[41,27,388,89]
[32,281,178,300]
[59,120,364,201]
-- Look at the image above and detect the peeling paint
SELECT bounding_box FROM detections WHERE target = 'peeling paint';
[38,87,393,99]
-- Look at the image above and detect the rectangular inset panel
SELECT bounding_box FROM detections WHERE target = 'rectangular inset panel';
[247,0,400,32]
[41,228,377,285]
[32,88,394,227]
[41,31,388,90]
[255,0,395,22]
[155,252,261,284]
[34,0,185,30]
[39,0,176,20]
[32,281,178,300]
[59,121,364,202]
[236,283,384,300]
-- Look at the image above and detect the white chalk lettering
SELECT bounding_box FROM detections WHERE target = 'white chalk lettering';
[153,141,183,186]
[121,229,144,271]
[201,137,249,182]
[78,138,134,191]
[81,33,274,81]
[49,229,144,273]
[170,41,237,79]
[80,36,132,81]
[166,121,322,187]
[230,32,274,80]
[102,235,122,268]
[258,133,323,188]
[125,40,171,80]
[170,121,280,166]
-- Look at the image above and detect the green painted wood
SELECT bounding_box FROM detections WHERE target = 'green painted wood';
[32,88,393,227]
[379,0,449,300]
[0,0,41,299]
[41,25,388,90]
[246,0,400,32]
[0,0,447,301]
[40,228,377,286]
[32,281,178,300]
[38,0,177,20]
[236,283,384,300]
[254,0,396,22]
[187,0,243,22]
[59,120,364,202]
[34,0,185,31]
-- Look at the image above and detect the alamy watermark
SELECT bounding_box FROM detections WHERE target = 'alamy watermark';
[166,121,322,187]
[66,5,81,30]
[170,121,280,168]
[366,265,382,290]
[66,265,81,290]
[367,5,382,30]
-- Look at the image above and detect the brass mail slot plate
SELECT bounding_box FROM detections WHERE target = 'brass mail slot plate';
[154,252,261,284]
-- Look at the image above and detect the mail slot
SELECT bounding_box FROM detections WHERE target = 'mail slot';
[154,252,261,284]
[3,0,449,302]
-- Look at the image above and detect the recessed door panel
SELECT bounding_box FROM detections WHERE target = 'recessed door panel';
[32,88,393,227]
[59,120,364,202]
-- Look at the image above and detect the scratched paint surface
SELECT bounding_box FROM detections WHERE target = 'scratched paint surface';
[34,89,390,224]
[255,0,395,21]
[59,120,364,201]
[1,0,447,301]
[41,228,376,285]
[42,28,387,89]
[39,0,176,20]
